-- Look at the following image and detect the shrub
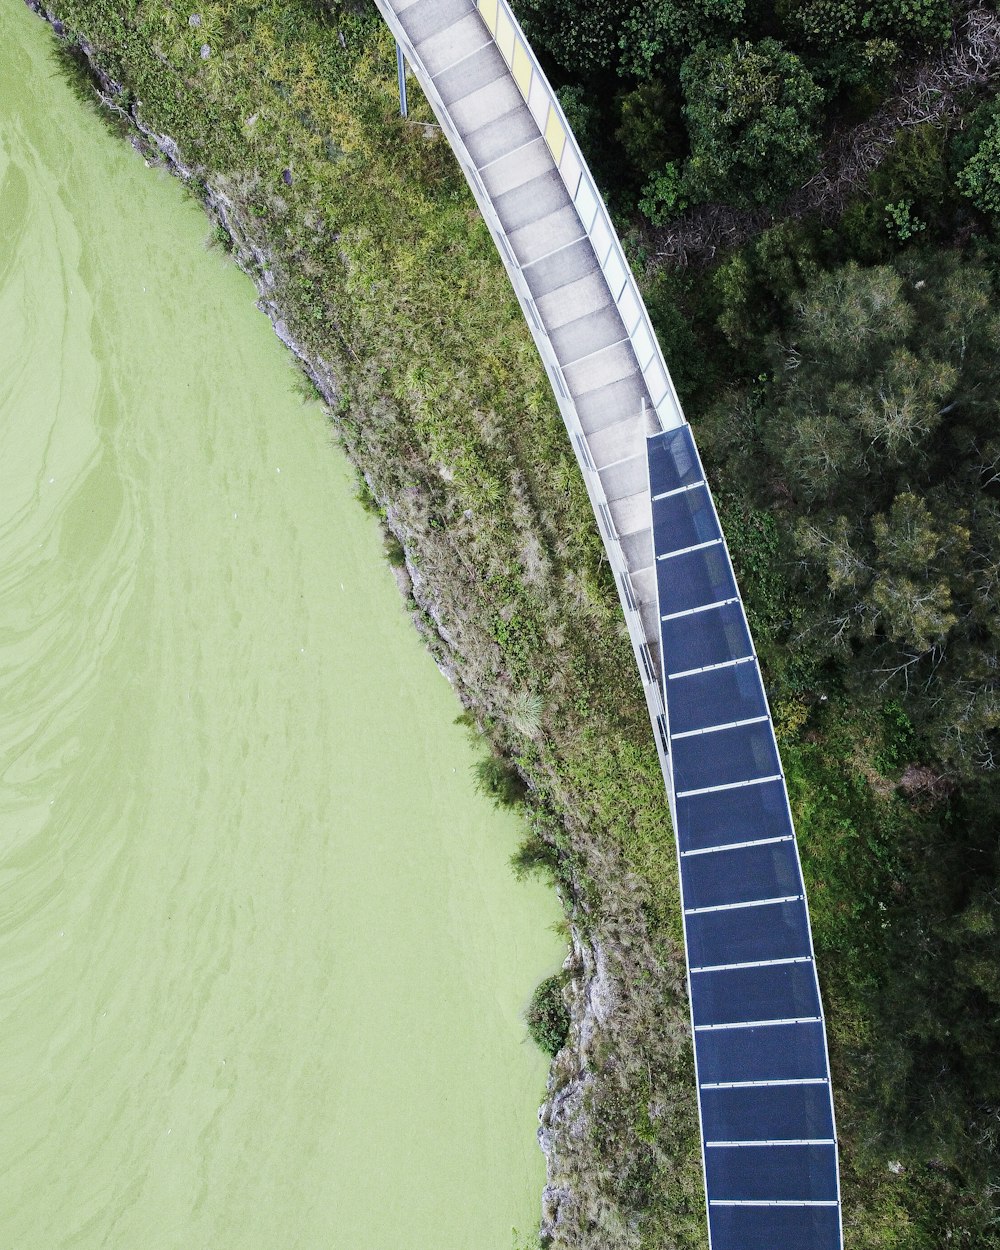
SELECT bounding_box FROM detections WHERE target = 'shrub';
[526,973,570,1056]
[619,0,746,74]
[555,84,602,162]
[513,0,627,75]
[787,0,951,49]
[681,39,824,208]
[868,0,953,46]
[383,534,407,567]
[638,164,688,225]
[884,198,926,241]
[510,831,559,880]
[956,112,1000,218]
[615,80,683,177]
[473,754,528,807]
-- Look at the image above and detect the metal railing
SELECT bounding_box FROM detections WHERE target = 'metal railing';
[474,0,685,435]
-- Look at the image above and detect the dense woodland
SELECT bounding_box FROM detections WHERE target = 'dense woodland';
[37,0,1000,1245]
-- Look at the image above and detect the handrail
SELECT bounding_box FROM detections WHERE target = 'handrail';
[473,0,685,434]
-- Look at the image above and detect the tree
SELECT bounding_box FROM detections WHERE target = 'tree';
[752,255,1000,763]
[869,493,968,652]
[793,494,968,657]
[618,0,746,75]
[513,0,631,76]
[768,257,1000,500]
[767,261,961,500]
[680,39,824,208]
[957,111,1000,218]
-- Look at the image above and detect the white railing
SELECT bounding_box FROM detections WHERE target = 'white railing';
[474,0,685,434]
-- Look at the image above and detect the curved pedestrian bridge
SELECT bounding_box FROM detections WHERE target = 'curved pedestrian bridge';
[372,0,844,1244]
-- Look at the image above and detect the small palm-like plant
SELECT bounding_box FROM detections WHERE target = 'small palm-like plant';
[509,689,544,739]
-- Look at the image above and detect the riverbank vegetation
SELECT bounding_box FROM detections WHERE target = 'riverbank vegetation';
[527,973,572,1056]
[32,0,1000,1245]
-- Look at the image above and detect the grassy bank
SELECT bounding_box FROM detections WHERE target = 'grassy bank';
[32,1,1000,1246]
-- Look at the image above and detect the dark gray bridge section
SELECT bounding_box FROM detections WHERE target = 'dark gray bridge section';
[650,426,841,1249]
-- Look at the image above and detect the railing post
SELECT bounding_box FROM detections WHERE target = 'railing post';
[396,43,408,118]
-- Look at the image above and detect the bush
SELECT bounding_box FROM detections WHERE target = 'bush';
[884,198,926,241]
[681,39,824,208]
[473,754,528,807]
[842,123,949,260]
[513,0,627,75]
[616,80,683,177]
[619,0,747,74]
[786,0,951,49]
[638,164,688,225]
[957,111,1000,218]
[383,534,407,567]
[555,84,602,163]
[526,973,570,1056]
[868,0,953,46]
[510,832,559,880]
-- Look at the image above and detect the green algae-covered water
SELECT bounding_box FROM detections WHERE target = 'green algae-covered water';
[0,3,562,1245]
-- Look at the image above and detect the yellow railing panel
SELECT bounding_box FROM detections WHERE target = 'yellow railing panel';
[477,0,498,35]
[544,106,566,164]
[495,8,516,62]
[511,39,532,97]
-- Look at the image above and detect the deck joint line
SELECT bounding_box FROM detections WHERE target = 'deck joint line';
[706,1139,836,1148]
[709,1200,839,1207]
[592,447,646,473]
[477,134,544,174]
[671,714,769,741]
[701,1077,828,1089]
[692,956,813,974]
[519,231,590,271]
[429,37,498,84]
[695,1016,823,1032]
[680,835,794,858]
[652,479,706,501]
[684,894,802,916]
[558,330,629,371]
[425,33,494,79]
[661,596,739,623]
[676,774,783,799]
[657,537,723,562]
[668,655,756,680]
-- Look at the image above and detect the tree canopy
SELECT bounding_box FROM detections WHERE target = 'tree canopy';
[680,39,824,208]
[746,255,1000,765]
